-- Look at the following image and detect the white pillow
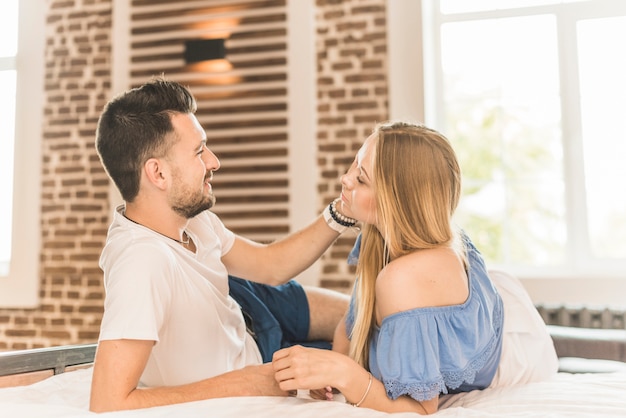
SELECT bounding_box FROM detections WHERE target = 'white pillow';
[488,269,559,387]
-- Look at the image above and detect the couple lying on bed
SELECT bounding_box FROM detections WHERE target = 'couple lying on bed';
[90,78,558,414]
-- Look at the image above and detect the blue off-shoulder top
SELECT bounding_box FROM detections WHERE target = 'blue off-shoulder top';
[346,233,503,402]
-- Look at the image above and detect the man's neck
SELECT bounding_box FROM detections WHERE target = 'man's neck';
[123,202,189,244]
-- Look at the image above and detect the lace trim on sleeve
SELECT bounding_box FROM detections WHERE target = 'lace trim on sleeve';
[383,378,447,402]
[384,299,504,402]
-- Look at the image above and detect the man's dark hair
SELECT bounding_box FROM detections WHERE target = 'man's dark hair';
[95,78,197,202]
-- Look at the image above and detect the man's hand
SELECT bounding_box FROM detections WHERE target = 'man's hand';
[239,363,292,397]
[90,340,291,413]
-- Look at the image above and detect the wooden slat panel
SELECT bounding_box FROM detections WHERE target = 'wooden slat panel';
[131,0,286,16]
[131,29,287,49]
[129,0,289,242]
[131,16,286,35]
[208,131,287,144]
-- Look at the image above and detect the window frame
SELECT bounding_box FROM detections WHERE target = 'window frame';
[0,1,45,308]
[387,0,626,305]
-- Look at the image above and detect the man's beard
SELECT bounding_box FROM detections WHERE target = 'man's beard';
[169,170,216,219]
[171,192,215,219]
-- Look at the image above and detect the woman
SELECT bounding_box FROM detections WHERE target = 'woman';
[272,122,504,414]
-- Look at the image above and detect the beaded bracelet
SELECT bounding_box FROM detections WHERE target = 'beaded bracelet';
[322,198,357,233]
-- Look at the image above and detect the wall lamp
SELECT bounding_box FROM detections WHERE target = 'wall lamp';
[184,38,227,64]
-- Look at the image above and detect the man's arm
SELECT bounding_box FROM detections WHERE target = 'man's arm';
[222,214,348,286]
[89,339,287,412]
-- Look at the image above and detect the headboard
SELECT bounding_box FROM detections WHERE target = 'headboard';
[0,343,96,388]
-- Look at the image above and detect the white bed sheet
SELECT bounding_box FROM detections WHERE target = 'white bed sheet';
[2,368,626,418]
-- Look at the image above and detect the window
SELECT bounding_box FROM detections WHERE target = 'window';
[0,1,45,307]
[0,0,18,277]
[420,0,626,278]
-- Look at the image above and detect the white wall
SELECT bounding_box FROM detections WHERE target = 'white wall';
[286,0,319,286]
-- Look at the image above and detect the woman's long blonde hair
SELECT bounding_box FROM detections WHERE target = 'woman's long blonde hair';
[348,121,464,368]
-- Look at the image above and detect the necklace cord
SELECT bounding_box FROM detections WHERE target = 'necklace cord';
[124,214,190,245]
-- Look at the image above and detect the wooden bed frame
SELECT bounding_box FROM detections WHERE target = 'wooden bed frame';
[0,343,96,388]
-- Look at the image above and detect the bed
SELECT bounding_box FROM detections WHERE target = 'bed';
[2,269,626,417]
[1,337,626,418]
[0,326,626,418]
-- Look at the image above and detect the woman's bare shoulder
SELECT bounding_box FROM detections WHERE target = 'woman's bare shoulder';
[375,248,469,319]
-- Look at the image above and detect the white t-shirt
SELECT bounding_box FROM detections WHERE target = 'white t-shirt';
[98,205,262,387]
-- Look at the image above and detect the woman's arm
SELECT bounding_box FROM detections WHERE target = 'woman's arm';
[308,310,350,400]
[332,311,350,355]
[272,346,437,414]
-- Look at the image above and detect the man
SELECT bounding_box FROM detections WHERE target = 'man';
[90,78,353,412]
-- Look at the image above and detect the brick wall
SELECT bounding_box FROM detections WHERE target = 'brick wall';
[0,0,113,350]
[0,0,389,350]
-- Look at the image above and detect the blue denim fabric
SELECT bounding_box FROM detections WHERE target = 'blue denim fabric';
[228,276,331,363]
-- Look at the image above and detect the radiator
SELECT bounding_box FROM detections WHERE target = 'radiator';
[535,305,626,330]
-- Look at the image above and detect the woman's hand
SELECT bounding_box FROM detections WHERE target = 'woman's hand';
[272,345,354,395]
[273,345,438,414]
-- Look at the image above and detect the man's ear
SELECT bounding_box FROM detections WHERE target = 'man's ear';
[144,158,168,190]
